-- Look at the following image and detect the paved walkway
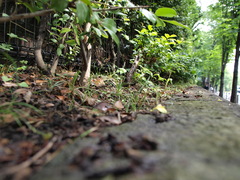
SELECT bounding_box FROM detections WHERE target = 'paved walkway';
[30,87,240,180]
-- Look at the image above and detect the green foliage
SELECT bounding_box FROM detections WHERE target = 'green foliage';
[130,26,196,85]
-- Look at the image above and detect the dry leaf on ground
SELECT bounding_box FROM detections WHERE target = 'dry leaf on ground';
[114,101,124,110]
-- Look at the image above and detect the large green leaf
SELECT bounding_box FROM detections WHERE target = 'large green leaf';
[102,18,117,33]
[155,8,177,17]
[140,9,156,24]
[163,20,190,30]
[51,0,68,12]
[154,15,166,27]
[101,18,119,46]
[81,0,91,5]
[76,1,90,25]
[110,33,120,46]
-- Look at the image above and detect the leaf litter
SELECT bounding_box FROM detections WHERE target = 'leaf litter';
[0,70,189,180]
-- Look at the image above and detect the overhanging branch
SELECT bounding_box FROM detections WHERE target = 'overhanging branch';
[0,9,54,23]
[0,6,150,23]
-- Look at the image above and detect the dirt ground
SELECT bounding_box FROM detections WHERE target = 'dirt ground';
[26,87,240,180]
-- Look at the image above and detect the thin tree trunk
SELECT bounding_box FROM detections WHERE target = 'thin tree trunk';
[219,49,229,97]
[35,15,49,74]
[50,54,59,75]
[79,22,92,86]
[50,29,69,75]
[230,22,240,103]
[109,38,117,72]
[126,55,140,83]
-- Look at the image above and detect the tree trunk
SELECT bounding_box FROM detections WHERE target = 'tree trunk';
[109,38,117,72]
[230,22,240,103]
[50,54,59,75]
[126,55,140,83]
[34,15,49,74]
[219,48,229,97]
[219,62,226,97]
[79,22,92,86]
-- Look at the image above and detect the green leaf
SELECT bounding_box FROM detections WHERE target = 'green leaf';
[51,0,68,12]
[66,40,77,46]
[50,39,58,43]
[102,18,117,33]
[140,9,156,24]
[76,1,90,25]
[2,13,9,17]
[102,18,119,46]
[92,27,102,37]
[8,33,18,39]
[155,8,177,17]
[81,0,91,5]
[1,75,12,82]
[72,23,80,45]
[90,12,100,24]
[60,28,72,34]
[163,20,190,30]
[155,15,165,27]
[110,33,120,46]
[148,25,153,31]
[0,43,13,51]
[18,82,29,88]
[59,44,65,49]
[62,14,70,21]
[7,33,27,42]
[57,48,62,56]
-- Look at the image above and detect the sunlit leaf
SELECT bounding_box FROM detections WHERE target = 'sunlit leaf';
[152,104,168,114]
[155,8,177,17]
[92,27,102,37]
[66,40,77,46]
[140,9,156,24]
[60,28,71,34]
[163,20,190,30]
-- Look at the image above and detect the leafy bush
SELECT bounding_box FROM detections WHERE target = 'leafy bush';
[130,25,196,85]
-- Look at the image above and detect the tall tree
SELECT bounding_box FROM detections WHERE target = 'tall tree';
[230,0,240,103]
[207,0,236,97]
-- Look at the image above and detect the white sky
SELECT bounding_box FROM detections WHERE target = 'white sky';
[196,0,218,31]
[196,0,218,11]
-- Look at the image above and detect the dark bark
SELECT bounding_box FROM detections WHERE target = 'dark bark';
[230,22,240,103]
[219,41,230,97]
[34,15,49,75]
[219,58,227,97]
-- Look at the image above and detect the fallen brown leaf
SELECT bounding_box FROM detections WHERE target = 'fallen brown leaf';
[3,82,18,87]
[98,114,121,125]
[91,78,105,87]
[114,101,124,110]
[94,102,112,112]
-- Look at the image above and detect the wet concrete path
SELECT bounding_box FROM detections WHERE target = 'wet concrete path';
[30,87,240,180]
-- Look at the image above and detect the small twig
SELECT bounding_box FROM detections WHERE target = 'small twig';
[93,6,150,12]
[0,136,58,176]
[10,21,35,34]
